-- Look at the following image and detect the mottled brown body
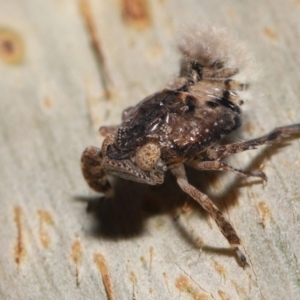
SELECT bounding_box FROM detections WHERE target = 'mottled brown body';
[81,28,300,267]
[113,88,241,163]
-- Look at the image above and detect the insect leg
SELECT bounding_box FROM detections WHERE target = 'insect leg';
[99,125,119,137]
[207,123,300,160]
[171,163,248,267]
[81,146,114,198]
[188,160,267,181]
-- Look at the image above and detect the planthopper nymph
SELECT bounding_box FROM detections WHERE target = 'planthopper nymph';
[81,26,300,267]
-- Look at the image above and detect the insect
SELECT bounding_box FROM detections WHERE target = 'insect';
[81,26,300,267]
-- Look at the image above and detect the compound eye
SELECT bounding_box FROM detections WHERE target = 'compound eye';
[136,143,161,171]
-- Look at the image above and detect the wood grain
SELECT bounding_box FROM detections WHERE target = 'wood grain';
[1,0,300,299]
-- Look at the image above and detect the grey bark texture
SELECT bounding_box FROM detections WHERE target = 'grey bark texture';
[1,0,300,299]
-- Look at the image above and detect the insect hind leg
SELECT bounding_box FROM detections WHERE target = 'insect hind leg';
[171,163,249,267]
[207,123,300,160]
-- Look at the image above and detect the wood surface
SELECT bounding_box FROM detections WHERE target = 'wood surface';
[1,0,300,299]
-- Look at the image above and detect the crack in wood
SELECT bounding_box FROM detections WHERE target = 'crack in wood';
[79,0,114,99]
[13,206,26,269]
[94,253,115,300]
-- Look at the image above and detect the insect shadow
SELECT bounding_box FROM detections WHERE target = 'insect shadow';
[80,171,186,238]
